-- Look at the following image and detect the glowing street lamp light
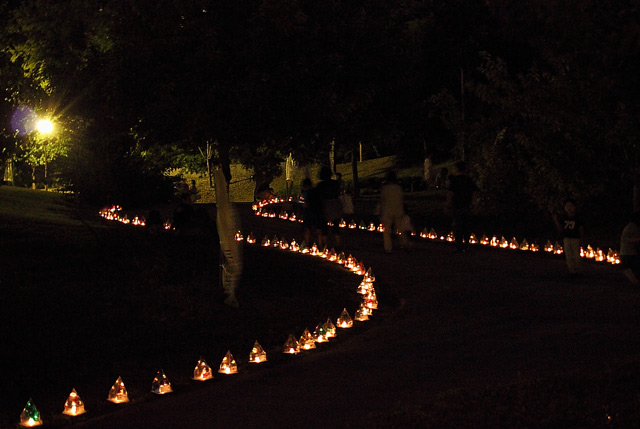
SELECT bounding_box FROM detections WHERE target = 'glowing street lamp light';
[36,118,54,135]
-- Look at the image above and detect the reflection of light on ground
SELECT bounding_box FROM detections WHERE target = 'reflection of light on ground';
[11,106,38,135]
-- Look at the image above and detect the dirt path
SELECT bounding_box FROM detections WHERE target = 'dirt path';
[77,207,640,428]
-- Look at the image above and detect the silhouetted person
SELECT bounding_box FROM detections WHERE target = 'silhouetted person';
[379,171,408,254]
[445,161,478,253]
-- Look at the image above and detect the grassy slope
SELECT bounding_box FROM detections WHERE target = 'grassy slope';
[0,187,359,427]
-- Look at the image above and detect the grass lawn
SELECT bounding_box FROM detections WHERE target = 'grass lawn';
[0,186,361,427]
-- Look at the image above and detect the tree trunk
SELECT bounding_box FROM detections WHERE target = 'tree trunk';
[31,166,36,189]
[351,141,360,198]
[634,181,640,212]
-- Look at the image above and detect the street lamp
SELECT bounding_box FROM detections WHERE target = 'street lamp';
[35,118,54,189]
[36,118,54,134]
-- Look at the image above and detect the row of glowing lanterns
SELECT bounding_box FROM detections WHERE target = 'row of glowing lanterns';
[252,199,621,266]
[21,220,376,427]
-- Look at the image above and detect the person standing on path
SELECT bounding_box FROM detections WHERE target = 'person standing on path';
[552,198,585,276]
[445,161,478,253]
[379,170,408,254]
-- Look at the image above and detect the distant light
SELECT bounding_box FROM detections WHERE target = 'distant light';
[36,119,54,134]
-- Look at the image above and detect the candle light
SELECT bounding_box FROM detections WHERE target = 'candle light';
[62,388,86,416]
[151,369,173,394]
[299,328,316,350]
[283,334,300,354]
[193,358,214,381]
[19,399,43,427]
[107,376,129,403]
[337,308,354,328]
[249,341,268,363]
[218,351,238,374]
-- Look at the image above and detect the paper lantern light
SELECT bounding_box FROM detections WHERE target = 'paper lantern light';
[348,221,357,229]
[327,249,337,261]
[289,239,300,252]
[151,369,173,394]
[336,252,346,264]
[338,218,347,228]
[283,334,300,354]
[310,243,319,255]
[249,341,268,363]
[261,235,270,246]
[420,228,428,239]
[364,267,376,283]
[519,238,530,251]
[300,241,309,253]
[354,305,370,321]
[469,233,478,244]
[480,234,489,245]
[509,237,519,249]
[595,247,605,262]
[314,322,329,343]
[246,232,256,244]
[299,328,316,350]
[218,351,238,374]
[364,290,379,309]
[337,308,354,328]
[368,222,376,231]
[234,231,244,241]
[193,358,213,381]
[107,376,129,403]
[544,240,554,253]
[62,388,86,416]
[529,242,540,252]
[324,318,337,338]
[358,280,373,295]
[359,221,367,230]
[553,242,564,255]
[446,231,455,242]
[19,399,43,427]
[271,235,280,247]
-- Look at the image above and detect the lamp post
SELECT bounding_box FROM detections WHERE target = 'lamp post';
[35,118,54,190]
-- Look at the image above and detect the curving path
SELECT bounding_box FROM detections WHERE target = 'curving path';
[77,204,640,428]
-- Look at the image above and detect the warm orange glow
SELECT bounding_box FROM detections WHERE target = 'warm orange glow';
[151,370,173,394]
[337,308,354,328]
[299,328,316,350]
[249,341,268,363]
[218,351,238,374]
[283,334,300,354]
[193,358,213,381]
[107,376,129,403]
[62,388,86,416]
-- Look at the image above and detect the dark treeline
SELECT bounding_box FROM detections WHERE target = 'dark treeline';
[1,0,639,228]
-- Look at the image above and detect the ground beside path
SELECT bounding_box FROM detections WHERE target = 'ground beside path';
[78,206,640,428]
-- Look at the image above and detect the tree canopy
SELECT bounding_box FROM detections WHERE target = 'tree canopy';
[1,0,638,223]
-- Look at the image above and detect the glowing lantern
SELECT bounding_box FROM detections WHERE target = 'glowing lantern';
[252,204,258,211]
[420,228,428,239]
[310,243,319,256]
[289,213,297,222]
[339,218,347,228]
[300,241,309,253]
[595,247,605,262]
[249,341,267,363]
[519,238,529,251]
[283,334,300,354]
[498,236,507,248]
[364,267,376,283]
[271,235,280,247]
[529,242,540,252]
[324,318,337,338]
[368,222,376,231]
[354,305,369,321]
[261,236,270,246]
[358,280,373,295]
[193,358,213,381]
[261,211,269,217]
[107,376,129,403]
[480,234,490,245]
[268,211,276,218]
[327,249,337,261]
[469,233,478,244]
[279,239,289,250]
[163,220,172,230]
[427,228,438,239]
[151,369,173,394]
[337,308,354,328]
[607,248,621,265]
[19,399,43,427]
[218,351,238,374]
[345,254,355,269]
[336,252,346,264]
[279,210,288,220]
[359,221,367,230]
[246,232,256,244]
[320,247,329,258]
[354,262,366,275]
[348,221,357,229]
[377,224,385,232]
[364,290,379,310]
[299,328,316,350]
[544,240,554,252]
[234,231,244,241]
[488,236,498,247]
[62,388,86,416]
[554,242,564,255]
[446,231,455,242]
[314,322,329,343]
